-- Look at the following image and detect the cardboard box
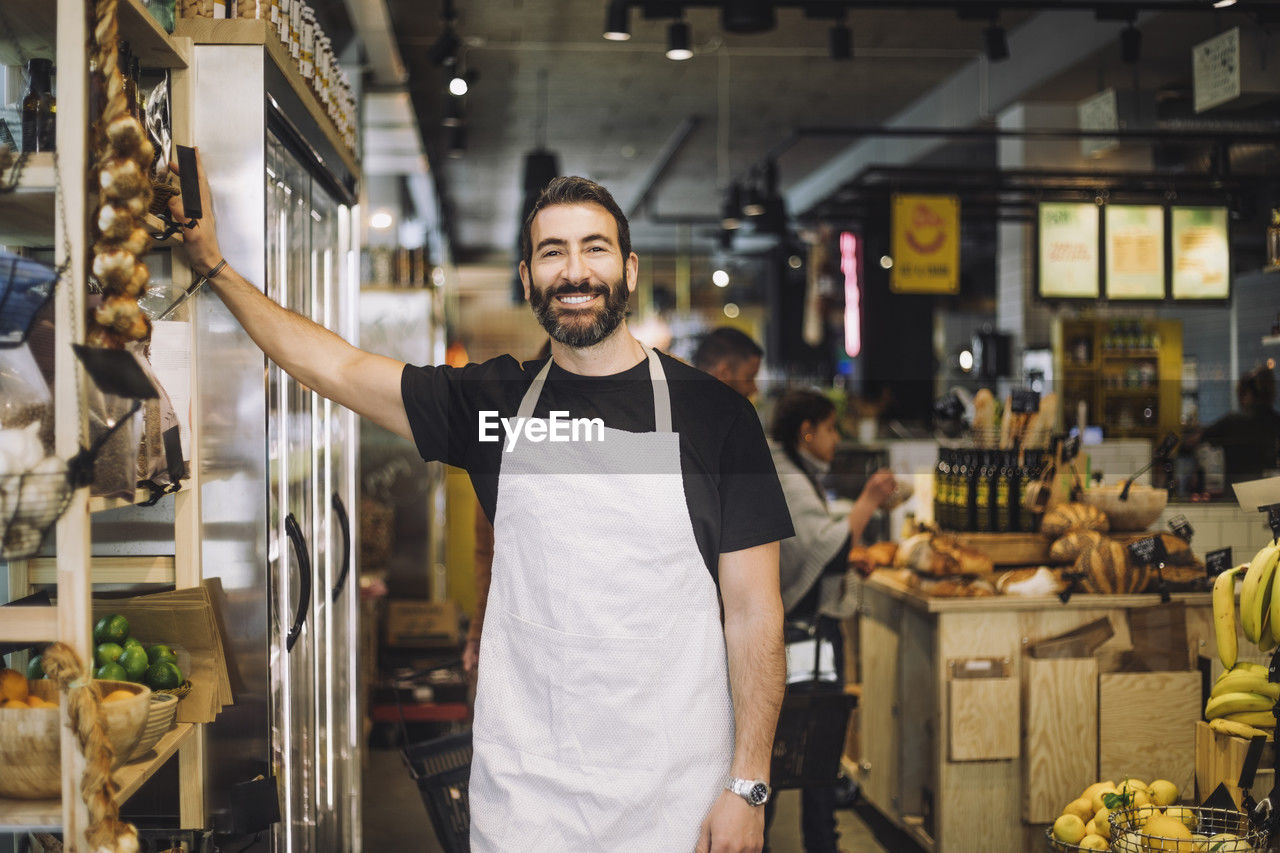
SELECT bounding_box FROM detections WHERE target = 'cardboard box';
[384,599,461,648]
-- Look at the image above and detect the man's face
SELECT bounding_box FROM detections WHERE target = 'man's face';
[711,356,761,400]
[521,203,637,349]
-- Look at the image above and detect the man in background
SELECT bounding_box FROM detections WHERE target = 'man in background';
[694,326,764,400]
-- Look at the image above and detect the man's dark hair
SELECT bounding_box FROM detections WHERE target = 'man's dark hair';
[692,327,763,372]
[520,176,632,269]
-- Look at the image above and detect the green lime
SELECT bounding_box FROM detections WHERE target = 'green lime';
[95,662,128,682]
[26,655,44,680]
[123,637,143,651]
[93,614,130,645]
[145,661,182,690]
[147,644,177,666]
[95,643,124,668]
[118,646,149,682]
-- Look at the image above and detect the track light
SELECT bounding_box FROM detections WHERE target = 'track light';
[604,0,631,40]
[742,179,766,217]
[721,183,743,230]
[983,23,1009,62]
[447,125,466,158]
[449,74,468,96]
[829,21,852,61]
[1212,0,1237,7]
[722,0,775,34]
[442,98,463,127]
[426,28,460,66]
[1120,23,1141,63]
[666,20,693,61]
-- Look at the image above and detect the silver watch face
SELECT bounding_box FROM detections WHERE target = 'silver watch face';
[748,783,769,805]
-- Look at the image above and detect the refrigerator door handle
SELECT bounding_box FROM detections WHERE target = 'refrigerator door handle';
[331,492,351,603]
[285,512,313,653]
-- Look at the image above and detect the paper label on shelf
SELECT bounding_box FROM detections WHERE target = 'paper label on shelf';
[213,0,227,19]
[150,320,192,458]
[1205,547,1232,577]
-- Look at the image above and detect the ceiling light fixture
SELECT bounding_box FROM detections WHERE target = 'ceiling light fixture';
[829,20,852,61]
[712,269,730,287]
[1212,0,1237,7]
[721,183,743,230]
[370,211,394,230]
[983,22,1010,62]
[425,28,461,66]
[742,178,766,217]
[604,0,631,40]
[448,74,468,96]
[1120,22,1141,63]
[666,19,693,61]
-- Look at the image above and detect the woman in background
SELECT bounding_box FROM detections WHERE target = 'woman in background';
[766,389,896,853]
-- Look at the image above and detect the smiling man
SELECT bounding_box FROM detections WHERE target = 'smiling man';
[174,164,791,853]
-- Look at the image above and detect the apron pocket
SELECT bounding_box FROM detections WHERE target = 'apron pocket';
[504,612,671,772]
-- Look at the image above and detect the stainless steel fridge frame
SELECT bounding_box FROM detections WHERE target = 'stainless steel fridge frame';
[191,43,361,852]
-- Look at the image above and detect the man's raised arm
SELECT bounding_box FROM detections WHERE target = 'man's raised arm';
[171,150,413,442]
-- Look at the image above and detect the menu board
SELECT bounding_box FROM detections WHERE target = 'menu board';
[1104,205,1165,300]
[890,194,960,294]
[1171,206,1230,300]
[1038,202,1099,299]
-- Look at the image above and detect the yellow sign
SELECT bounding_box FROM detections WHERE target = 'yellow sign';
[891,195,960,294]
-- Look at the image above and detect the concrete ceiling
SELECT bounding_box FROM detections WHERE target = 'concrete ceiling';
[381,1,1271,260]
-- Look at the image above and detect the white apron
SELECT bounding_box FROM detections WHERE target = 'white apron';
[469,347,735,852]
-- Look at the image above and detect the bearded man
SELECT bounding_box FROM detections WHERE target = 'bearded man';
[176,163,791,853]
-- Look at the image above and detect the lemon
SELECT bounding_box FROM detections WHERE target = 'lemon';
[1085,818,1098,837]
[1092,805,1112,840]
[1207,834,1255,853]
[1091,784,1119,813]
[1052,814,1087,844]
[1081,781,1115,802]
[1148,779,1179,807]
[1142,813,1193,852]
[1164,805,1196,831]
[1063,797,1093,823]
[1079,834,1107,850]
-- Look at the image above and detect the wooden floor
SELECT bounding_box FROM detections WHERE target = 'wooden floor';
[361,747,919,852]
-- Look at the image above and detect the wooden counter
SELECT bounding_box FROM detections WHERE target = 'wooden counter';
[856,575,1217,853]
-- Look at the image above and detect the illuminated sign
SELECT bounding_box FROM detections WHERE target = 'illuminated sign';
[1105,205,1165,300]
[840,231,861,358]
[1172,206,1230,300]
[1038,202,1100,299]
[890,195,960,294]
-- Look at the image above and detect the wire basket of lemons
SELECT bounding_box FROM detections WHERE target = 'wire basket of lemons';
[1045,777,1194,851]
[1107,803,1265,852]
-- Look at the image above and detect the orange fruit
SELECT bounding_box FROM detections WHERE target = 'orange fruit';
[0,668,28,702]
[102,689,136,703]
[1,699,27,709]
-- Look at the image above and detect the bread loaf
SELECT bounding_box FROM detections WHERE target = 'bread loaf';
[1049,530,1106,563]
[1078,540,1149,594]
[865,541,898,567]
[1041,502,1111,539]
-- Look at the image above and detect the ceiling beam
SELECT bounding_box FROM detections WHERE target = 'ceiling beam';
[625,116,703,219]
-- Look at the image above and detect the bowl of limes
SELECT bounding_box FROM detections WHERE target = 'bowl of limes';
[0,670,149,799]
[87,613,188,696]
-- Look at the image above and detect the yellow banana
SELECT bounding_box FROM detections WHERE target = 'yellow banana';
[1223,711,1278,728]
[1240,543,1280,644]
[1215,565,1246,668]
[1234,662,1270,675]
[1210,717,1273,739]
[1268,546,1280,652]
[1212,674,1280,700]
[1205,692,1276,719]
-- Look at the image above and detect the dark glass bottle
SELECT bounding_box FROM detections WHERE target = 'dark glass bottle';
[130,57,142,122]
[994,452,1011,533]
[21,59,55,153]
[975,452,994,533]
[120,41,138,120]
[963,452,979,532]
[934,451,949,530]
[1005,453,1023,533]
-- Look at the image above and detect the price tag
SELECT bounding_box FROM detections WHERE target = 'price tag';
[1061,435,1082,463]
[1168,514,1194,543]
[1150,563,1172,603]
[1128,536,1169,567]
[1205,547,1233,578]
[1155,432,1180,459]
[1011,390,1041,414]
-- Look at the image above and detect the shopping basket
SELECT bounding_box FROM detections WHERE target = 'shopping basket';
[772,620,857,790]
[402,729,472,853]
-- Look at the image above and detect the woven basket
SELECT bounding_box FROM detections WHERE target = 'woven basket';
[154,679,192,700]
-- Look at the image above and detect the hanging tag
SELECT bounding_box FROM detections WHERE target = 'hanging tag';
[1205,548,1233,578]
[72,345,160,400]
[1061,434,1081,463]
[1264,504,1280,543]
[1168,514,1194,543]
[1240,733,1268,789]
[1155,432,1180,460]
[1010,390,1041,414]
[1127,536,1169,568]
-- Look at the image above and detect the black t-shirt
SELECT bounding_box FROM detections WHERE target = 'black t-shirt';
[400,351,794,580]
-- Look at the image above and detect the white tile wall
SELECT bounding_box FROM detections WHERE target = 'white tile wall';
[1156,503,1275,560]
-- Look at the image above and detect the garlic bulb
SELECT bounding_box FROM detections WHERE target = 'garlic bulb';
[0,423,45,475]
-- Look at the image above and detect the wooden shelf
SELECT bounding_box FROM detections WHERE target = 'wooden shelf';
[89,486,177,514]
[25,556,176,586]
[0,152,56,246]
[0,723,196,831]
[0,605,58,643]
[173,18,359,180]
[0,0,187,68]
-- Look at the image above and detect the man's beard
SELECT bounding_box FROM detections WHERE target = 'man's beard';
[529,276,629,348]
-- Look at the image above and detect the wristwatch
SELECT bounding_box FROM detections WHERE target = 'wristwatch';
[726,777,772,807]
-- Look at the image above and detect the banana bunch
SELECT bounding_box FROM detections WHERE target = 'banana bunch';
[1213,542,1280,670]
[1206,662,1278,736]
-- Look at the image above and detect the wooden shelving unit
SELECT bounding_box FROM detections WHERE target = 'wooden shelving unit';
[1,1,205,846]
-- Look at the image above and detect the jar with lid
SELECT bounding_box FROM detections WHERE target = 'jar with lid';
[235,0,274,19]
[299,7,315,83]
[288,0,302,62]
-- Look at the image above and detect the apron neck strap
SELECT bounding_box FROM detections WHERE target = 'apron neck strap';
[515,344,673,433]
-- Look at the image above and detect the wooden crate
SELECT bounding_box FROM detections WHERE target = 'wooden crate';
[1023,657,1099,823]
[1195,720,1276,809]
[952,532,1055,566]
[1098,671,1200,797]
